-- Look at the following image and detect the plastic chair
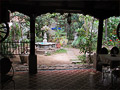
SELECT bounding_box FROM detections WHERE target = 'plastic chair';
[110,46,119,55]
[111,69,120,84]
[98,47,109,71]
[98,47,110,81]
[99,47,109,54]
[110,47,120,85]
[110,61,120,85]
[0,57,15,90]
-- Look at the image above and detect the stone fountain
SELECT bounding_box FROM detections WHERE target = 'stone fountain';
[35,25,56,54]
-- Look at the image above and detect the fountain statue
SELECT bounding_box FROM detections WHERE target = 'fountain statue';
[43,32,47,44]
[35,25,56,54]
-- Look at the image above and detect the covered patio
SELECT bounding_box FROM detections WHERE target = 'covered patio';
[1,0,119,74]
[0,0,120,89]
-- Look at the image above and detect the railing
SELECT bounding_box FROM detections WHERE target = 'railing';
[0,42,30,55]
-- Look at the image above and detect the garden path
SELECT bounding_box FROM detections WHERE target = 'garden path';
[11,47,89,71]
[65,48,81,61]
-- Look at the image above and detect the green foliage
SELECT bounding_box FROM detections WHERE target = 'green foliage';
[45,52,51,56]
[45,49,67,56]
[21,38,30,42]
[103,16,120,47]
[72,28,86,47]
[63,45,72,48]
[6,12,30,42]
[3,11,120,58]
[54,49,67,54]
[35,37,43,42]
[72,15,98,54]
[35,13,68,42]
[54,30,67,43]
[77,54,86,63]
[72,28,97,54]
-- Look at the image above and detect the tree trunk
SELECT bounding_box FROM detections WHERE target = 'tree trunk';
[105,19,108,40]
[88,19,95,64]
[0,43,1,54]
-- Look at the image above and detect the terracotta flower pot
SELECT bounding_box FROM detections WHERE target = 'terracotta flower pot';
[56,43,61,48]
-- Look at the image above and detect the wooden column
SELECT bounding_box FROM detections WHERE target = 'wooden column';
[97,18,104,54]
[0,1,1,23]
[96,18,104,70]
[29,14,37,74]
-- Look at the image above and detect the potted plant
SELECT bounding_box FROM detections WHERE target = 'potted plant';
[56,42,61,48]
[19,53,28,64]
[19,38,30,64]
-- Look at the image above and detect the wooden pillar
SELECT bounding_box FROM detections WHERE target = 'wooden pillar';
[0,1,9,23]
[29,14,37,74]
[97,18,104,54]
[96,18,104,70]
[0,0,1,23]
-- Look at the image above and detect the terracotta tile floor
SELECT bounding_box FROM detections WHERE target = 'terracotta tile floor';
[2,69,120,90]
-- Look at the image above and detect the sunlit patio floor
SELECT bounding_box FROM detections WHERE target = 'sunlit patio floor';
[2,69,120,90]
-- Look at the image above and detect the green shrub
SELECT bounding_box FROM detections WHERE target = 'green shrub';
[22,38,30,42]
[63,45,72,48]
[77,54,86,63]
[35,37,43,42]
[45,52,51,56]
[54,49,67,53]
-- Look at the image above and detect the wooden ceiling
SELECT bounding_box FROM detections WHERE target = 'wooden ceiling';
[1,0,120,19]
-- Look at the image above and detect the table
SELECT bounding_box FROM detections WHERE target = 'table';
[99,54,120,66]
[99,54,120,84]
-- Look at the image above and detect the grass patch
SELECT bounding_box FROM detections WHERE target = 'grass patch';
[77,54,86,63]
[63,45,72,48]
[45,52,51,56]
[54,49,67,54]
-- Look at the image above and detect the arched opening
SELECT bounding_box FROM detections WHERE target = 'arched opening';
[1,11,100,71]
[35,13,99,70]
[102,16,120,50]
[1,11,30,71]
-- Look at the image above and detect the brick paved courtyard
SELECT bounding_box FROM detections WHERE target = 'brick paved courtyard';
[3,69,120,90]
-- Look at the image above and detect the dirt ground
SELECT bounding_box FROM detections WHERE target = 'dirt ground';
[37,53,71,65]
[10,48,80,66]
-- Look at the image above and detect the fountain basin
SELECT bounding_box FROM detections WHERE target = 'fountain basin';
[35,42,56,49]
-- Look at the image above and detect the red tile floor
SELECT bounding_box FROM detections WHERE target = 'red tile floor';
[2,69,120,90]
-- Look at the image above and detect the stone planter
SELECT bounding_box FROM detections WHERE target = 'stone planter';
[19,54,29,64]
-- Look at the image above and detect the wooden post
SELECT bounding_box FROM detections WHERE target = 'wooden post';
[29,14,37,74]
[96,18,104,71]
[0,0,1,23]
[0,43,1,54]
[97,18,104,54]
